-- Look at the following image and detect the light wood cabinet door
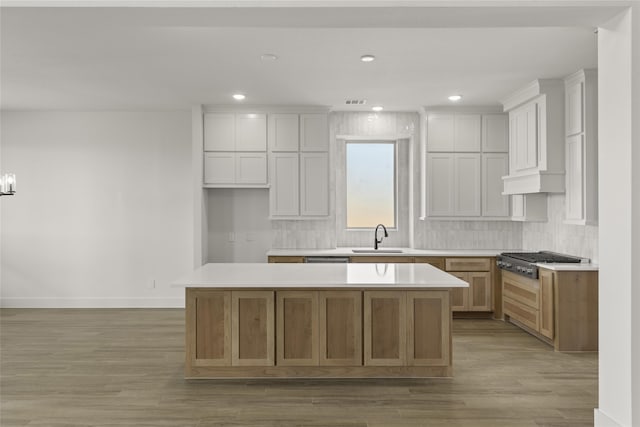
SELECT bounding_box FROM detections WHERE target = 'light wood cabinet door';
[482,114,508,152]
[364,291,406,366]
[539,269,555,339]
[414,257,445,270]
[231,291,274,366]
[186,290,231,367]
[468,272,492,311]
[449,273,469,311]
[300,114,329,152]
[319,291,362,366]
[277,291,319,366]
[204,113,235,151]
[407,291,450,366]
[268,114,299,152]
[235,113,267,151]
[270,153,299,216]
[300,152,329,216]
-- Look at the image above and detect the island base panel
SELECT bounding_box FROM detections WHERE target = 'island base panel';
[185,365,452,379]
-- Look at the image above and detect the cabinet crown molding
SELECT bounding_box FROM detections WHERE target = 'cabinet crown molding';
[563,68,597,85]
[500,79,564,112]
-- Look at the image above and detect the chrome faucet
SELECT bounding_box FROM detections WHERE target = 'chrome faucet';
[374,224,388,250]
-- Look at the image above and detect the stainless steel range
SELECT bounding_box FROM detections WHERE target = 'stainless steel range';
[496,251,586,279]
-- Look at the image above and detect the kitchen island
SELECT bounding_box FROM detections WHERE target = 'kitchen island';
[174,262,468,379]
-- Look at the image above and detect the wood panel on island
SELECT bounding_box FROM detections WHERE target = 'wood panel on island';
[185,288,453,378]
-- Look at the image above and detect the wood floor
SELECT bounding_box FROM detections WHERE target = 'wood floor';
[0,309,597,426]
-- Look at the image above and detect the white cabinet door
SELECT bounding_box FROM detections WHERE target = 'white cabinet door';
[300,153,329,216]
[204,114,235,151]
[268,114,299,152]
[235,114,267,151]
[454,153,481,216]
[565,134,584,222]
[454,114,481,152]
[482,153,509,217]
[300,114,329,152]
[236,153,267,185]
[427,114,454,152]
[427,153,455,216]
[204,152,235,184]
[482,114,508,152]
[511,103,538,172]
[566,81,584,137]
[270,153,300,216]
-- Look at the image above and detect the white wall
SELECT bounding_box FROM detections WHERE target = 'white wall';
[522,194,599,262]
[0,111,192,307]
[595,6,639,427]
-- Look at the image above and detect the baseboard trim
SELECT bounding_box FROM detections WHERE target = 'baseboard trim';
[594,409,623,427]
[0,297,185,308]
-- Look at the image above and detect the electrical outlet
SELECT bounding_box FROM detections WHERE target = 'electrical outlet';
[228,232,236,242]
[147,279,156,289]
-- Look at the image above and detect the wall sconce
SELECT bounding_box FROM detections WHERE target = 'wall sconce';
[0,173,16,196]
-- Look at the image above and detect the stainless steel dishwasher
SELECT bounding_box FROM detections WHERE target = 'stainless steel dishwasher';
[304,256,350,263]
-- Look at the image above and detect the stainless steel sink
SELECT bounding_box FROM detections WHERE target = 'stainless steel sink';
[351,249,403,254]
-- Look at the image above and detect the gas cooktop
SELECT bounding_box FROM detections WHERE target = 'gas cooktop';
[497,251,585,279]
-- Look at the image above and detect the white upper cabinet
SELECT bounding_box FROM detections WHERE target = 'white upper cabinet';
[501,79,565,195]
[425,110,509,219]
[427,113,480,152]
[426,114,454,152]
[300,153,329,216]
[454,153,481,216]
[268,111,330,218]
[300,114,329,152]
[482,114,509,152]
[454,114,481,152]
[268,114,299,152]
[564,69,597,225]
[235,114,267,151]
[270,153,300,216]
[204,113,235,151]
[482,153,510,217]
[510,193,547,222]
[203,112,267,187]
[427,153,455,216]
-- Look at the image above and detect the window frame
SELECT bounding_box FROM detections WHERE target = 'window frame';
[344,140,399,230]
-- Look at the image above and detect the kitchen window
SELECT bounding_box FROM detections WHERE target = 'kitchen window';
[345,142,397,228]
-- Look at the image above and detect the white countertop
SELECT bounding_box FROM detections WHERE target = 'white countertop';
[537,262,599,272]
[267,247,510,257]
[173,263,469,289]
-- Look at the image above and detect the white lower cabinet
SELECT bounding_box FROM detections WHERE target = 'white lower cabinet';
[204,152,267,186]
[270,152,329,218]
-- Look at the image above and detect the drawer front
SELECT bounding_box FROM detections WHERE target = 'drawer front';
[445,258,491,272]
[503,296,540,332]
[502,271,539,309]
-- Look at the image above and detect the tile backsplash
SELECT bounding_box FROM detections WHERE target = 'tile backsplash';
[522,194,599,262]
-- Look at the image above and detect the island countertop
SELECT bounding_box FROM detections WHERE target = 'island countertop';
[173,262,468,289]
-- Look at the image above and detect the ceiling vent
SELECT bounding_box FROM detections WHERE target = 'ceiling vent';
[345,99,367,105]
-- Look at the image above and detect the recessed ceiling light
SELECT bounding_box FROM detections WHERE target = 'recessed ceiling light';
[372,106,384,112]
[360,54,376,62]
[261,54,278,61]
[448,95,463,102]
[232,94,246,101]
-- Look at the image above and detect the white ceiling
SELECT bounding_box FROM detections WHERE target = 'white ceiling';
[0,2,626,111]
